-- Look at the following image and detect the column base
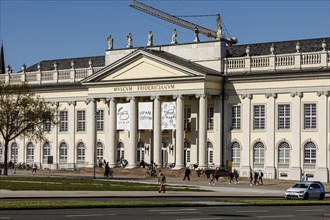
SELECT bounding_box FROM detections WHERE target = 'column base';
[173,164,184,169]
[126,164,137,169]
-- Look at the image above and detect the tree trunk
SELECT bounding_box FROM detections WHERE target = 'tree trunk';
[3,141,8,175]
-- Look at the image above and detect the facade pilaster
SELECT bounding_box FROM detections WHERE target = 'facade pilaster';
[174,95,184,169]
[108,98,117,167]
[214,95,222,168]
[315,91,329,181]
[291,92,303,180]
[241,94,252,177]
[265,93,277,178]
[67,101,76,167]
[127,97,137,168]
[51,101,59,169]
[196,94,207,168]
[86,98,97,167]
[152,96,161,166]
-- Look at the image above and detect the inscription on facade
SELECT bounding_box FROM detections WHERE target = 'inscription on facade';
[113,84,175,92]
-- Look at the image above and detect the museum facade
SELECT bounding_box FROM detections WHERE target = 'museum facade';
[0,37,329,182]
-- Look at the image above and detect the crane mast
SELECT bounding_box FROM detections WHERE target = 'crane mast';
[129,0,237,44]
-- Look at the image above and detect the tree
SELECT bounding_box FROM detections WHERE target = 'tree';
[0,82,57,175]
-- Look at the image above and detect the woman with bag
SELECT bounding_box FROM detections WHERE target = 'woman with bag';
[158,172,166,193]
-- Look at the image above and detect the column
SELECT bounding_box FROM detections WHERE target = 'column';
[174,95,184,169]
[315,91,329,182]
[197,94,207,168]
[67,101,76,167]
[291,92,303,180]
[103,99,110,164]
[241,94,252,177]
[51,102,59,169]
[127,97,137,168]
[152,96,161,166]
[108,98,117,167]
[265,93,277,179]
[86,98,97,167]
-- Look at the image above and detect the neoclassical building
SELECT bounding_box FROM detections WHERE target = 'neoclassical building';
[0,35,329,182]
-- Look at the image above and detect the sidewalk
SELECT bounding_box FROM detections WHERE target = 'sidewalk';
[1,169,329,199]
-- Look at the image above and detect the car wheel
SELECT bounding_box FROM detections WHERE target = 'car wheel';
[319,193,325,200]
[303,192,309,200]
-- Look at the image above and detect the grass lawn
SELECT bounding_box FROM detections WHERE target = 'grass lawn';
[0,176,205,191]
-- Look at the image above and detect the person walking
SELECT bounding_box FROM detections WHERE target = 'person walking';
[258,170,264,185]
[32,163,37,174]
[253,171,259,185]
[249,169,253,186]
[158,172,166,193]
[183,167,191,181]
[234,169,239,183]
[229,170,234,184]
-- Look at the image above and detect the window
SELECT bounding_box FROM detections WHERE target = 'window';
[278,142,290,164]
[231,142,241,163]
[231,105,241,130]
[304,141,316,164]
[96,110,104,131]
[59,142,68,161]
[207,142,213,164]
[59,111,68,132]
[43,142,51,160]
[207,107,214,130]
[184,141,191,164]
[184,107,191,131]
[137,142,145,162]
[26,142,34,160]
[43,120,51,132]
[77,142,85,161]
[77,110,86,132]
[253,142,264,163]
[278,104,290,129]
[117,142,125,162]
[304,104,316,129]
[253,105,265,130]
[96,142,103,160]
[11,142,18,161]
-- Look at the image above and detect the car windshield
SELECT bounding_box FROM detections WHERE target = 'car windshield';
[292,183,309,189]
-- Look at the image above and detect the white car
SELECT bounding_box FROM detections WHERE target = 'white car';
[285,181,325,200]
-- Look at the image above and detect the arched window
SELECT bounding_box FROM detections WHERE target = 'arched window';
[184,141,191,165]
[77,142,85,161]
[304,141,316,164]
[117,142,124,162]
[43,142,51,160]
[59,142,68,161]
[26,142,34,160]
[253,142,264,164]
[10,142,18,162]
[96,142,104,161]
[231,142,241,163]
[137,141,145,162]
[207,142,214,164]
[278,142,290,164]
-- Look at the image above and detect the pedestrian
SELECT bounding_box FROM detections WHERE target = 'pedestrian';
[8,160,13,170]
[158,172,166,193]
[229,170,234,184]
[234,169,239,183]
[104,162,111,178]
[253,171,259,185]
[183,167,191,181]
[157,170,162,183]
[32,163,37,173]
[209,168,219,185]
[139,159,146,168]
[249,169,253,186]
[300,173,305,181]
[305,173,309,181]
[258,170,264,185]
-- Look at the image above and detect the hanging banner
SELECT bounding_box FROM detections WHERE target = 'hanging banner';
[161,101,176,130]
[138,102,153,130]
[117,103,130,130]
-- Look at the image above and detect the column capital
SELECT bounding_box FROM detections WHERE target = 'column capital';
[85,98,96,105]
[67,101,76,106]
[290,92,303,98]
[173,94,184,100]
[317,91,330,97]
[195,93,209,99]
[150,95,160,101]
[265,93,277,99]
[241,94,252,100]
[126,96,135,102]
[51,101,59,107]
[219,93,229,100]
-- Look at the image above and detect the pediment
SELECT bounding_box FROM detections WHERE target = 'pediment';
[82,49,210,84]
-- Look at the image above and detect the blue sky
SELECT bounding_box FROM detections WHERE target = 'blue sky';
[1,0,329,72]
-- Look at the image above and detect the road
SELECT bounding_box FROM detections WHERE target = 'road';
[1,205,329,220]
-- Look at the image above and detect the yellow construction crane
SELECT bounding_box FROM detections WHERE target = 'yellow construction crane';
[129,0,237,45]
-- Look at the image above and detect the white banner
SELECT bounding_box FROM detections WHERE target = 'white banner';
[117,103,130,130]
[161,101,176,130]
[138,102,153,130]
